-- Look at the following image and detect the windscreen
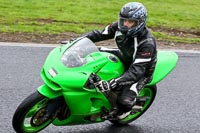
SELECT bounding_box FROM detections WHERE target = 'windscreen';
[61,37,99,68]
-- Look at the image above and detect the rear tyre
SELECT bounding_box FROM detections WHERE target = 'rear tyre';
[12,91,53,133]
[109,85,157,125]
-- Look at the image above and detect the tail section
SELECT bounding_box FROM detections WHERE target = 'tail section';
[148,51,178,86]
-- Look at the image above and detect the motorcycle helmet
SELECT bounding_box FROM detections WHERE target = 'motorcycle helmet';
[118,2,147,37]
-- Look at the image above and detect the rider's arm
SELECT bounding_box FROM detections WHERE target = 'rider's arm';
[116,42,157,86]
[85,22,118,42]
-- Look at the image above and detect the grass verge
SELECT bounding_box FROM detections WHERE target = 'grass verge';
[0,0,199,44]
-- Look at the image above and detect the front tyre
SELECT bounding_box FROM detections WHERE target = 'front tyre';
[12,91,53,133]
[110,85,157,125]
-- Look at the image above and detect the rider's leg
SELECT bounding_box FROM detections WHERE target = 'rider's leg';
[116,76,152,119]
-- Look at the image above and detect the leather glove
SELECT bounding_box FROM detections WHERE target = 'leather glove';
[109,79,118,89]
[96,79,118,92]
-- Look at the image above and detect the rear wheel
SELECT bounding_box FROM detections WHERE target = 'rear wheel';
[109,85,157,125]
[12,91,53,133]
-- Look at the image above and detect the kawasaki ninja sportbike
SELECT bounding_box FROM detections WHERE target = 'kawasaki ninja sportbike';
[12,37,178,133]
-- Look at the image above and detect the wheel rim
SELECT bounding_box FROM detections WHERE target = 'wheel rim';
[22,98,52,132]
[121,87,153,122]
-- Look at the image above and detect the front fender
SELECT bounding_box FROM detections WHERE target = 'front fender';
[37,84,62,99]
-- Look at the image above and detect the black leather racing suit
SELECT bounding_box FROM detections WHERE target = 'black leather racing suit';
[86,22,157,112]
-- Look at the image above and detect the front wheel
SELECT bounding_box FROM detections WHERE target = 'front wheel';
[12,91,53,133]
[110,85,157,125]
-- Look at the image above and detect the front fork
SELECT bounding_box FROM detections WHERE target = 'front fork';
[46,96,70,121]
[37,84,69,121]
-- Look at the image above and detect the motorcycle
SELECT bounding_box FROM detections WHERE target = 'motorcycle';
[12,37,178,133]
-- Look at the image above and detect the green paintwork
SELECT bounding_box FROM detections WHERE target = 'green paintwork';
[22,97,51,132]
[36,37,178,126]
[148,51,178,85]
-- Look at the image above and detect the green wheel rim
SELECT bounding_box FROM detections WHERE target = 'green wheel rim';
[22,98,52,132]
[121,87,153,122]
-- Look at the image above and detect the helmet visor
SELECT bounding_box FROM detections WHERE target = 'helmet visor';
[118,17,139,32]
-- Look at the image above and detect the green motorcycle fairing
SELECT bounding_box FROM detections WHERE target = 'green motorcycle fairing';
[38,37,178,125]
[148,50,178,85]
[38,38,125,125]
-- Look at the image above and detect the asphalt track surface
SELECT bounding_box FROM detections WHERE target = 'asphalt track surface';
[0,42,200,133]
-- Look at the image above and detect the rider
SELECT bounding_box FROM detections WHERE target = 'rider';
[85,2,157,119]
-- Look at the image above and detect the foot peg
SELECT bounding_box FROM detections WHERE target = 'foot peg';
[136,96,149,102]
[101,107,119,120]
[131,105,143,113]
[131,96,149,113]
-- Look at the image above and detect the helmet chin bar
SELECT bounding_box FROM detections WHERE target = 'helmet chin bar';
[126,22,145,37]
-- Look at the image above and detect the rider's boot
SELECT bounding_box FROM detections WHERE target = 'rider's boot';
[116,84,138,119]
